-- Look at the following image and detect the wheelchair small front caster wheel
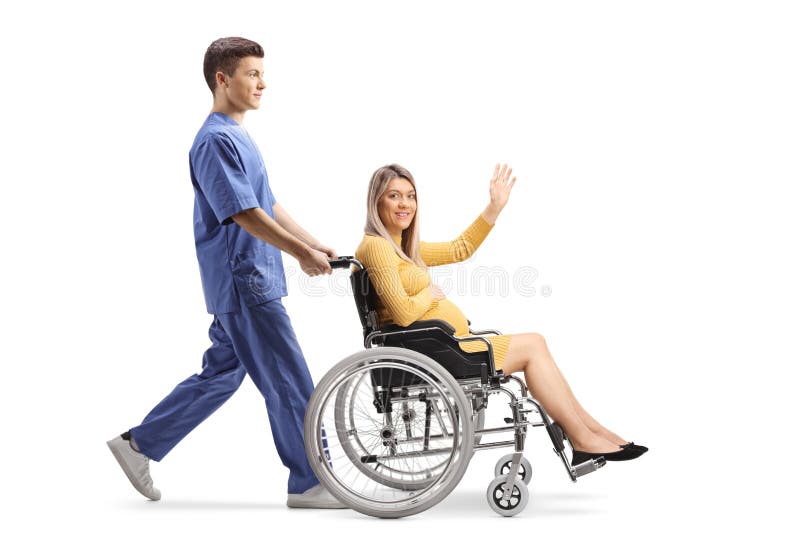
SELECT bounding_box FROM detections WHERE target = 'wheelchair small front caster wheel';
[486,475,529,517]
[494,454,532,485]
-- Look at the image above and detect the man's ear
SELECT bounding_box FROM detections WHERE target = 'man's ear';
[215,71,228,90]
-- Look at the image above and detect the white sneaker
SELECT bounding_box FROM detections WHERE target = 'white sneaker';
[107,433,161,501]
[287,484,346,509]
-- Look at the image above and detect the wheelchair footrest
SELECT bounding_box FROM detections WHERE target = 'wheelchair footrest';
[573,457,606,478]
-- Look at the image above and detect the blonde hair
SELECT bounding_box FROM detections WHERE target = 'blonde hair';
[364,164,425,267]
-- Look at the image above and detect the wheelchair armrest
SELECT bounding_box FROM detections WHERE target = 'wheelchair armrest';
[379,319,456,336]
[469,327,503,336]
[466,317,501,336]
[367,320,498,382]
[366,320,456,348]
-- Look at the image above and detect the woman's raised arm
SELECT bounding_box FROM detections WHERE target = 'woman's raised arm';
[421,163,516,266]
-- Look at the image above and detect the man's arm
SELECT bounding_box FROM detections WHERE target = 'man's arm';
[232,208,332,275]
[273,203,337,259]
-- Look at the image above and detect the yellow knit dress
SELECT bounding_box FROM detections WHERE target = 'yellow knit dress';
[355,215,512,370]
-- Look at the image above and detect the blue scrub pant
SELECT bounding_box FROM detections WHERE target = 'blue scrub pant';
[129,299,319,494]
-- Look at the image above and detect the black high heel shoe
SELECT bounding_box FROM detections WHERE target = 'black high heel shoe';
[571,447,641,466]
[622,442,649,454]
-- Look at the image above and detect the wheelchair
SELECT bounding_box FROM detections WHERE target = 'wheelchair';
[304,257,606,518]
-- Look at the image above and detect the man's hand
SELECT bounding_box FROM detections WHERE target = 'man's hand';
[313,243,338,260]
[299,247,333,276]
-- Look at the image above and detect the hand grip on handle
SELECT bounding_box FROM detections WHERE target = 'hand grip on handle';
[328,256,355,270]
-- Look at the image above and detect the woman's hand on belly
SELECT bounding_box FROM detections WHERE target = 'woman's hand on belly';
[430,284,445,301]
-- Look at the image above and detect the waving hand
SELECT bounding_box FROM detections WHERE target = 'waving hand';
[483,163,517,224]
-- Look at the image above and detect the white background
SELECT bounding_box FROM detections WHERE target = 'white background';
[2,0,799,532]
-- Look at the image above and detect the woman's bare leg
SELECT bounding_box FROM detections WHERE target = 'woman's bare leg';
[548,353,628,446]
[501,333,621,454]
[518,333,628,445]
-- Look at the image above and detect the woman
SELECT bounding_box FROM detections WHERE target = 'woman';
[355,163,647,465]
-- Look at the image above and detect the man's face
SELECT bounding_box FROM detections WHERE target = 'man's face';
[218,56,265,111]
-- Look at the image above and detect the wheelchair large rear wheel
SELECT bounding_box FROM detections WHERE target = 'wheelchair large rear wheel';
[305,347,474,518]
[333,371,457,491]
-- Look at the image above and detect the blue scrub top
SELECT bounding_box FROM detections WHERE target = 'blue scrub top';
[189,112,287,314]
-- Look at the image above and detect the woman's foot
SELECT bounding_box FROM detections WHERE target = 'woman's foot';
[590,426,629,448]
[575,427,650,458]
[569,434,622,455]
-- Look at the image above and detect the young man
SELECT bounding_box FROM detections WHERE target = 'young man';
[107,37,344,509]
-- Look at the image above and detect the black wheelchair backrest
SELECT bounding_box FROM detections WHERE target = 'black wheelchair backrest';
[350,265,381,339]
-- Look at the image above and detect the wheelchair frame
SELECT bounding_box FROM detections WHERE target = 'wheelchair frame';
[304,257,605,518]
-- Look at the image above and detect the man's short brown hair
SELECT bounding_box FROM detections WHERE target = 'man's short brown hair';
[203,37,264,94]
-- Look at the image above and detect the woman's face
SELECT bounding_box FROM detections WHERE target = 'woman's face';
[378,178,417,237]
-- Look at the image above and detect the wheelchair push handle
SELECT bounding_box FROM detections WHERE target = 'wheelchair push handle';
[328,256,364,270]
